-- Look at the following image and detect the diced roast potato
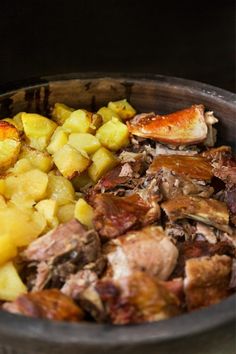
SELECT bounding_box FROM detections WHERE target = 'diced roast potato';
[47,127,68,155]
[0,121,21,173]
[5,169,48,202]
[20,145,53,172]
[10,158,33,174]
[108,99,136,120]
[51,103,74,125]
[88,147,119,182]
[97,107,121,123]
[68,133,101,155]
[96,118,129,151]
[13,112,24,131]
[0,234,17,265]
[53,144,91,179]
[74,198,94,228]
[0,139,21,173]
[0,206,46,246]
[2,118,20,130]
[62,109,102,134]
[35,199,59,229]
[0,121,20,140]
[46,174,75,205]
[0,179,5,195]
[57,203,75,223]
[0,262,27,301]
[21,113,57,151]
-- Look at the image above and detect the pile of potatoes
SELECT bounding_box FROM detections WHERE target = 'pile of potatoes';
[0,99,136,301]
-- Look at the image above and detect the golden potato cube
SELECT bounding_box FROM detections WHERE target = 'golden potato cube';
[0,195,6,208]
[88,147,119,182]
[108,99,136,120]
[71,172,93,191]
[57,203,75,223]
[5,169,48,202]
[62,110,102,134]
[0,262,27,301]
[0,234,17,265]
[68,133,101,155]
[35,199,59,229]
[46,174,75,206]
[0,139,21,173]
[0,206,46,246]
[0,121,21,173]
[22,113,57,151]
[2,118,19,130]
[10,193,35,212]
[96,117,129,151]
[47,127,68,155]
[74,198,94,228]
[13,112,24,131]
[53,144,90,179]
[20,145,53,173]
[10,158,33,174]
[0,121,20,140]
[0,179,5,195]
[52,103,74,125]
[97,106,121,123]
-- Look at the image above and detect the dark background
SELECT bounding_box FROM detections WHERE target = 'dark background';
[0,0,235,92]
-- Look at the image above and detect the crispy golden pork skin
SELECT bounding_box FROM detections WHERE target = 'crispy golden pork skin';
[3,289,84,321]
[147,155,213,180]
[184,255,232,310]
[127,105,207,145]
[93,193,160,239]
[161,196,229,231]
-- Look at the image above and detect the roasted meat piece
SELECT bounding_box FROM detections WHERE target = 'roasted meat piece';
[3,289,84,322]
[127,105,208,145]
[184,255,232,310]
[22,219,101,290]
[61,269,98,300]
[23,219,100,263]
[105,226,178,281]
[161,196,230,231]
[147,155,213,181]
[172,240,235,278]
[94,159,143,194]
[201,145,232,163]
[93,193,160,239]
[95,271,180,324]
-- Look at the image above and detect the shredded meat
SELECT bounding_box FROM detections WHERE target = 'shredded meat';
[22,220,101,290]
[104,226,178,281]
[93,193,160,239]
[3,289,84,321]
[184,255,232,310]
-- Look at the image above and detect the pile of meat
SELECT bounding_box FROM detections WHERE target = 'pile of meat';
[3,104,236,324]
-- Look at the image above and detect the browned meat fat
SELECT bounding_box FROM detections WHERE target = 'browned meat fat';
[147,155,213,181]
[96,271,180,324]
[161,196,230,231]
[3,289,84,322]
[184,255,232,310]
[127,105,207,145]
[93,193,160,239]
